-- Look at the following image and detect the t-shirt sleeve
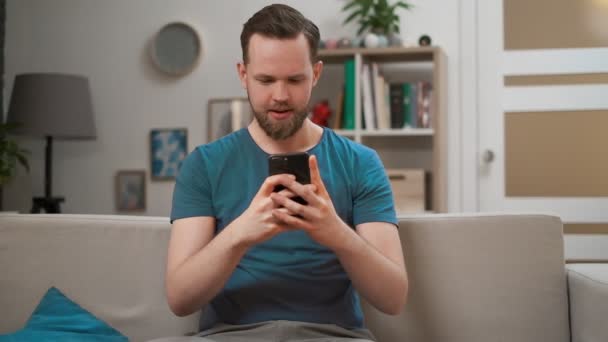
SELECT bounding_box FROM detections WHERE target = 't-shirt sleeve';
[170,149,214,223]
[352,149,398,227]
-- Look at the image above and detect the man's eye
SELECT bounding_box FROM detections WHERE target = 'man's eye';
[288,79,302,84]
[259,79,273,84]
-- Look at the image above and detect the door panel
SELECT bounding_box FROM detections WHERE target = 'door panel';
[477,0,608,260]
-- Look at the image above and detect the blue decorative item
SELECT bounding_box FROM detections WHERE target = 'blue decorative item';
[377,34,389,47]
[0,287,128,341]
[150,128,188,180]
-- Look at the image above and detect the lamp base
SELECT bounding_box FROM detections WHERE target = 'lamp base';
[31,197,65,214]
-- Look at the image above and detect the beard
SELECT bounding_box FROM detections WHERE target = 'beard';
[248,98,309,140]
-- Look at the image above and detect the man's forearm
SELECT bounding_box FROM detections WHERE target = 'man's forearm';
[333,223,408,315]
[167,223,248,316]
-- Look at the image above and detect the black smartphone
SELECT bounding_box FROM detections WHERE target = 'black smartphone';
[268,152,311,205]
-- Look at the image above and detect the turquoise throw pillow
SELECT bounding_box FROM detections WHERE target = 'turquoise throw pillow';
[0,287,128,342]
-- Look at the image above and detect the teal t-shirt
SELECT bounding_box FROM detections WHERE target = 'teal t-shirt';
[171,127,397,329]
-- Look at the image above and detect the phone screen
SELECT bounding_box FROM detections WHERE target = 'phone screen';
[268,152,311,205]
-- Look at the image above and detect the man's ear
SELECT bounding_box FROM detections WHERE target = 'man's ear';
[312,61,324,87]
[236,62,247,89]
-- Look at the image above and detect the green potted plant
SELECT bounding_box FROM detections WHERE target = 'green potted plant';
[0,122,29,210]
[342,0,413,47]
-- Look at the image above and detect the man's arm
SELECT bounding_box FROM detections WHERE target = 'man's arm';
[166,174,298,317]
[270,155,408,315]
[165,216,248,317]
[334,221,408,315]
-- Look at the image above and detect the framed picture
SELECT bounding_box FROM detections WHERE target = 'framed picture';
[207,97,252,142]
[115,170,146,212]
[150,128,188,180]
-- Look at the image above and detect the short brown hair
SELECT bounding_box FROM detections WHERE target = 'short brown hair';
[240,4,320,64]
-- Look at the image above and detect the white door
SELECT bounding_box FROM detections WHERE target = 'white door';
[476,0,608,260]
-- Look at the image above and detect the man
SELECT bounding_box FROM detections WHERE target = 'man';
[164,4,407,341]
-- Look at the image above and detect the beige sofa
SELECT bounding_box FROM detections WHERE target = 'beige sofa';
[1,213,606,342]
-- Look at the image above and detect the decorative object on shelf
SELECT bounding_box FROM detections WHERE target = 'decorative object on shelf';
[337,37,353,48]
[150,22,202,76]
[364,32,380,48]
[311,100,333,127]
[207,98,252,142]
[388,33,403,47]
[150,128,187,180]
[352,37,364,48]
[342,0,413,36]
[401,39,417,48]
[418,34,432,46]
[7,73,96,214]
[387,168,425,213]
[0,122,30,211]
[115,170,146,212]
[377,34,389,47]
[324,38,339,49]
[318,40,326,49]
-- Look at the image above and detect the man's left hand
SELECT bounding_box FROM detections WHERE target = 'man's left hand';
[270,155,351,250]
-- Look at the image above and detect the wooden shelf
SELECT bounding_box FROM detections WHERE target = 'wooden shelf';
[333,129,356,136]
[361,128,434,137]
[332,128,434,138]
[318,46,439,64]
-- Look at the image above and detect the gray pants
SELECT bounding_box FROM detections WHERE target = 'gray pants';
[148,320,376,342]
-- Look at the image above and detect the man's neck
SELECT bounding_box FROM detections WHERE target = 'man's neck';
[248,118,323,155]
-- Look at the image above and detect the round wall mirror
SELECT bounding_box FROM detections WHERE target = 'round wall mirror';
[151,22,202,76]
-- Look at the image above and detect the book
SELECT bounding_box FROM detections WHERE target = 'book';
[375,74,390,129]
[371,63,380,129]
[332,85,345,130]
[408,83,418,128]
[342,59,356,130]
[360,64,377,130]
[389,83,405,129]
[417,81,433,128]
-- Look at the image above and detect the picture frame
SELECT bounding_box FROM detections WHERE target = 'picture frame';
[207,97,252,142]
[150,128,188,180]
[115,170,146,212]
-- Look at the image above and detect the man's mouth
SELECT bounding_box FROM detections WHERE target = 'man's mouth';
[269,109,293,120]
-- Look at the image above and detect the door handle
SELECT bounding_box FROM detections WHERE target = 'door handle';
[482,149,495,163]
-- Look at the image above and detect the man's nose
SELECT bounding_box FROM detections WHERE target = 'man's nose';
[272,82,289,102]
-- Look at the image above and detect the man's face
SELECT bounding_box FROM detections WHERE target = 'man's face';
[238,33,323,140]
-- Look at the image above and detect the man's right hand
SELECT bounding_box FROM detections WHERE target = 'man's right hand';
[230,174,298,248]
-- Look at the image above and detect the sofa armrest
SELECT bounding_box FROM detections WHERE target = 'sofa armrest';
[567,263,608,342]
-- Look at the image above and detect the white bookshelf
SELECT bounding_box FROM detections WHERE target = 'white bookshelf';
[316,46,447,212]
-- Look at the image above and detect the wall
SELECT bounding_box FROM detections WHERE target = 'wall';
[3,0,463,216]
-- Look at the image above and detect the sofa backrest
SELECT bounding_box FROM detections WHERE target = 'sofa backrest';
[1,213,571,342]
[0,214,199,342]
[362,213,571,342]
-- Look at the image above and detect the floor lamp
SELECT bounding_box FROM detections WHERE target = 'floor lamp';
[6,73,96,213]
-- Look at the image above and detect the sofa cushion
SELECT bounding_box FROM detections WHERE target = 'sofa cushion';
[0,214,200,342]
[362,214,571,342]
[567,263,608,342]
[0,287,127,341]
